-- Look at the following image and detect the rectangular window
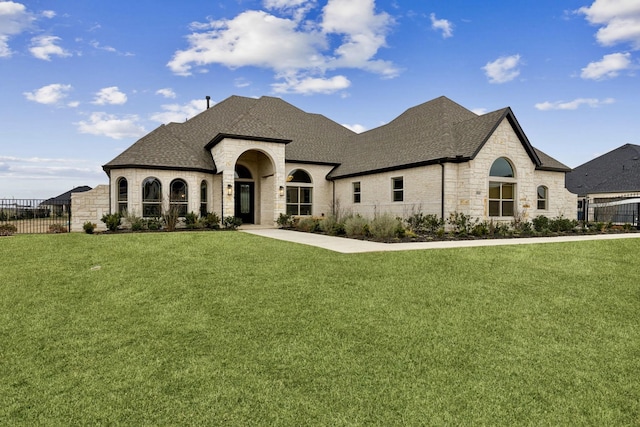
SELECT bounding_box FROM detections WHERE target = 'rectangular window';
[353,182,361,204]
[286,186,313,216]
[392,177,403,202]
[489,181,515,217]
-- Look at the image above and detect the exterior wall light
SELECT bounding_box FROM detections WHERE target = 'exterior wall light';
[279,186,285,197]
[227,184,233,196]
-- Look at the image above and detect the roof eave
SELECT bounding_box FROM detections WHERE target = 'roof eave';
[205,133,292,150]
[103,164,216,175]
[328,156,470,180]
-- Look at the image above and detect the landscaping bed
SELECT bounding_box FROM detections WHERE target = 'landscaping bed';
[277,211,639,243]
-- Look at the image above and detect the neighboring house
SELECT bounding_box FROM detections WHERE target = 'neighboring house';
[100,95,575,227]
[41,186,92,217]
[566,143,640,225]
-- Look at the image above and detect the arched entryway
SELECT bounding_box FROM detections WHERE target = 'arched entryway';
[232,149,280,225]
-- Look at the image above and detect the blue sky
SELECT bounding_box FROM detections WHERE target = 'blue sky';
[1,0,639,199]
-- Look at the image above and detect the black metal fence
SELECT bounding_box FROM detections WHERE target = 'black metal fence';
[584,194,640,228]
[0,199,71,234]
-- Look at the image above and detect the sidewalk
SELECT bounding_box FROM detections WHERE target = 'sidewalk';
[241,228,640,254]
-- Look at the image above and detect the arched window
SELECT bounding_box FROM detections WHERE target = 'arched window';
[200,180,208,217]
[537,186,548,210]
[170,179,188,217]
[117,177,128,214]
[489,158,515,217]
[286,169,313,216]
[142,177,162,217]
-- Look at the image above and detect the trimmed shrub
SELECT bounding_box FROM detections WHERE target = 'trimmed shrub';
[48,223,67,233]
[202,212,221,229]
[276,213,295,229]
[532,215,549,233]
[319,214,345,236]
[549,216,577,233]
[448,211,477,235]
[185,212,200,229]
[223,216,242,230]
[370,213,403,240]
[83,221,96,234]
[406,212,443,234]
[146,218,161,231]
[101,213,122,232]
[344,214,369,237]
[124,211,145,231]
[0,223,17,236]
[296,217,320,233]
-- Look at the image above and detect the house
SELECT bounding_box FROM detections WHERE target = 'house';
[94,95,575,228]
[566,143,640,225]
[41,186,92,217]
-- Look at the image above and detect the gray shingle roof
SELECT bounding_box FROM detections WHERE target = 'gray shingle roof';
[565,144,640,195]
[103,95,570,178]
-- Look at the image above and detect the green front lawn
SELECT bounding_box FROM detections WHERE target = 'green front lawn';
[1,233,638,425]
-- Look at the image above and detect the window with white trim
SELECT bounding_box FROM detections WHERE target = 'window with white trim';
[353,182,361,204]
[142,177,162,217]
[392,177,403,202]
[117,177,128,214]
[537,186,548,210]
[170,179,188,217]
[489,158,515,217]
[200,180,208,216]
[286,169,313,216]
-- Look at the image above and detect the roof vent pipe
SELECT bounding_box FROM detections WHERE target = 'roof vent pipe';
[206,96,211,109]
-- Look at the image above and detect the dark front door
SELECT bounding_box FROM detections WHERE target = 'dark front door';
[234,182,254,224]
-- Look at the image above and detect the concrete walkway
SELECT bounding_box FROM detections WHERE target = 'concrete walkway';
[241,227,640,254]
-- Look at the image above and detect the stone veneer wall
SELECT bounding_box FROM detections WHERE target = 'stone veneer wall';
[334,166,443,219]
[71,185,110,232]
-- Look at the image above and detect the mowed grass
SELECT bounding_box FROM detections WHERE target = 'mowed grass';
[0,232,638,426]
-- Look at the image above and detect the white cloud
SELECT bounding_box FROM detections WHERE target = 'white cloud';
[482,54,522,83]
[23,83,72,104]
[234,77,251,88]
[581,52,632,79]
[89,40,134,56]
[0,1,35,57]
[167,0,397,94]
[156,88,177,98]
[534,97,615,111]
[272,74,350,94]
[341,123,366,133]
[41,10,55,19]
[168,10,326,76]
[321,0,398,76]
[430,13,453,38]
[471,108,488,115]
[29,35,71,60]
[149,99,208,124]
[578,0,640,49]
[75,112,146,139]
[92,86,127,105]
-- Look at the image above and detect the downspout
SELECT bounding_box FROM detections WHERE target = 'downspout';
[439,162,445,221]
[220,175,224,220]
[332,180,336,217]
[107,170,112,215]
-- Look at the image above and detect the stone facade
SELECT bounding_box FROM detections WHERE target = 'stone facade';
[325,119,576,222]
[71,185,110,232]
[333,166,442,218]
